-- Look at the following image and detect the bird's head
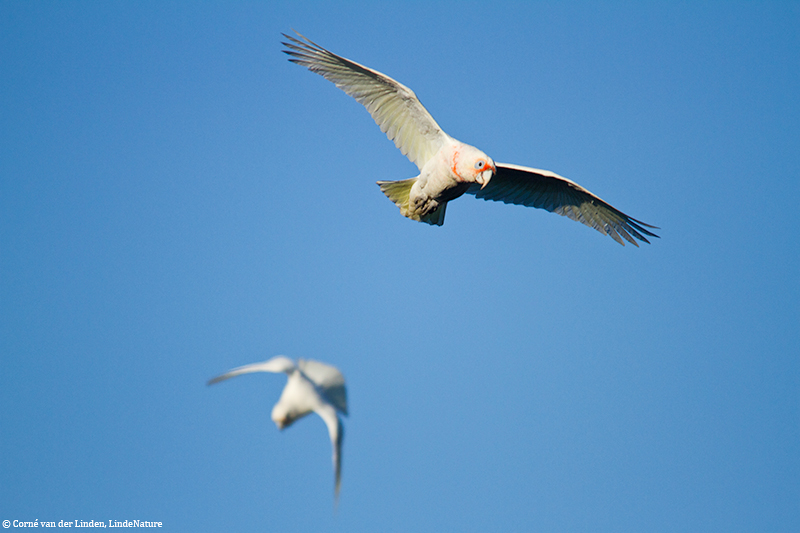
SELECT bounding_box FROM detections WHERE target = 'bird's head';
[454,145,495,189]
[271,404,297,430]
[473,156,495,189]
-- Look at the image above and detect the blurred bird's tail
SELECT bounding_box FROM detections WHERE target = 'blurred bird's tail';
[377,178,446,226]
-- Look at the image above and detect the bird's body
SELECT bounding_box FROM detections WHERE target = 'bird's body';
[380,139,494,225]
[282,31,658,246]
[208,356,347,500]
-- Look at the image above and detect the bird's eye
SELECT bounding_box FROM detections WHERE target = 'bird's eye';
[474,160,485,169]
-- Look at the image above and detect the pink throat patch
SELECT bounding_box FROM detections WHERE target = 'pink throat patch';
[450,148,461,181]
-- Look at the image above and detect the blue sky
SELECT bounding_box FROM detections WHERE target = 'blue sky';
[1,2,798,531]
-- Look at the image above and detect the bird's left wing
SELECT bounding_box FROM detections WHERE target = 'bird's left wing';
[467,163,659,246]
[282,31,448,171]
[207,356,296,386]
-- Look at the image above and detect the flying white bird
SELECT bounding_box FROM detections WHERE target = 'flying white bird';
[208,355,348,500]
[282,32,659,246]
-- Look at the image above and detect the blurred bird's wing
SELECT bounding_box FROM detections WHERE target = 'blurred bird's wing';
[207,356,297,385]
[282,31,448,171]
[314,402,344,502]
[467,163,659,246]
[298,359,348,416]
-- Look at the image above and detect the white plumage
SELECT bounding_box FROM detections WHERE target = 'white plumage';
[283,31,658,245]
[208,355,347,501]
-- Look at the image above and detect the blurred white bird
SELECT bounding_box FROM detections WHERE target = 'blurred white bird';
[283,31,659,246]
[208,356,348,500]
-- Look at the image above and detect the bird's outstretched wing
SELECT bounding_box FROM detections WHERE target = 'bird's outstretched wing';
[282,31,448,171]
[467,163,659,246]
[298,359,348,416]
[207,356,296,386]
[314,402,344,503]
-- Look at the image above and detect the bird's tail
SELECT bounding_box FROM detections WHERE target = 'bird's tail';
[377,178,415,215]
[376,178,446,226]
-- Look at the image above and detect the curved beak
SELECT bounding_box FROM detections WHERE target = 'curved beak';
[476,168,494,189]
[273,415,290,430]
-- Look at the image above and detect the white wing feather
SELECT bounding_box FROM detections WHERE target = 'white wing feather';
[207,355,296,385]
[282,31,448,171]
[467,163,659,246]
[314,402,344,503]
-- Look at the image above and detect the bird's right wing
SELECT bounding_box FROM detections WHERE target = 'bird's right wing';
[207,356,296,386]
[282,31,448,171]
[298,359,348,416]
[315,402,344,503]
[467,163,659,246]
